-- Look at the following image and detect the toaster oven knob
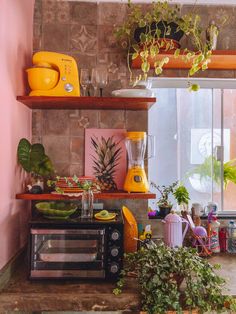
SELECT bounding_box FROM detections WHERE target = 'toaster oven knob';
[110,247,119,257]
[110,262,119,274]
[111,230,120,241]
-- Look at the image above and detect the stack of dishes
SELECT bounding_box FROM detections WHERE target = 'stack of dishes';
[111,89,155,98]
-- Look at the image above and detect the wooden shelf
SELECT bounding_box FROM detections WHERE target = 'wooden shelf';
[16,191,156,201]
[16,96,156,111]
[132,50,236,70]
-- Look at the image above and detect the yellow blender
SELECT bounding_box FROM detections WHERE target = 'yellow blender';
[124,132,154,193]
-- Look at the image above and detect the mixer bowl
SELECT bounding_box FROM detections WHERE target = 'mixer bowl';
[26,67,59,91]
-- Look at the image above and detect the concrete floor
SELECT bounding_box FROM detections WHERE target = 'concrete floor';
[0,254,235,313]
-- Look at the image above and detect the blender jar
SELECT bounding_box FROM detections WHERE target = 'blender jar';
[124,132,154,193]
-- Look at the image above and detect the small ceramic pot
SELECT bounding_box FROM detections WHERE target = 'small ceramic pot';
[158,206,172,218]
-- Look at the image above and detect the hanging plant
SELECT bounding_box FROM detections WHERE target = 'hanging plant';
[115,0,226,90]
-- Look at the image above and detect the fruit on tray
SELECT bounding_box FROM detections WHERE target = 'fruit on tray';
[35,202,77,217]
[94,210,116,221]
[99,210,109,217]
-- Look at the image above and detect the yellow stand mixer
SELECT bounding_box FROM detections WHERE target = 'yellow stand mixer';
[26,51,80,96]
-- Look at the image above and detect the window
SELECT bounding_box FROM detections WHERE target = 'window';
[148,78,236,212]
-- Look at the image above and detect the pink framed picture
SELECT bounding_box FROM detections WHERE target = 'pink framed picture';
[85,129,127,190]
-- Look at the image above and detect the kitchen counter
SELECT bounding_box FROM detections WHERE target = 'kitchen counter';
[0,254,235,312]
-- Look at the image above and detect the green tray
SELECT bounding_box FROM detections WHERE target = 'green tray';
[35,202,77,217]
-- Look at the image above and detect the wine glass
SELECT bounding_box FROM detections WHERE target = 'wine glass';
[80,69,90,96]
[96,67,108,97]
[91,68,98,97]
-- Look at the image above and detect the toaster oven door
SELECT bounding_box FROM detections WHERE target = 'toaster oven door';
[30,229,105,278]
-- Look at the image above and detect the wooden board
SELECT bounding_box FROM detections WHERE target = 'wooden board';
[132,50,236,70]
[16,191,156,200]
[16,96,156,111]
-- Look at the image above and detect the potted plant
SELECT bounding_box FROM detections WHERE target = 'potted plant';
[115,0,225,89]
[17,138,54,193]
[47,175,100,195]
[173,184,190,211]
[188,156,236,193]
[151,181,178,217]
[114,242,236,314]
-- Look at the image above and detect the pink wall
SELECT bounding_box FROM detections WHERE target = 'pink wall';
[0,0,34,270]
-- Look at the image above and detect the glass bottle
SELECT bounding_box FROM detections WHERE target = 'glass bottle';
[81,189,94,219]
[206,20,219,50]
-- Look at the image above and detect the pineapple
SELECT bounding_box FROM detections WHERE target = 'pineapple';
[91,136,122,191]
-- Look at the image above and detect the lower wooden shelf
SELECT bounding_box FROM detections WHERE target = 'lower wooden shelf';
[16,191,156,200]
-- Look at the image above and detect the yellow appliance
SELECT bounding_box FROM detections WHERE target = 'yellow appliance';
[26,51,80,96]
[124,132,153,193]
[122,206,138,253]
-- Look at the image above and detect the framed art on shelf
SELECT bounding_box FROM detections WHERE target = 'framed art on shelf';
[85,129,127,191]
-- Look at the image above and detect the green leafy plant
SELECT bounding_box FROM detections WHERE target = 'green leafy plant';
[188,156,236,189]
[17,138,54,177]
[114,242,236,314]
[115,0,226,88]
[173,184,190,206]
[47,175,100,194]
[151,181,178,208]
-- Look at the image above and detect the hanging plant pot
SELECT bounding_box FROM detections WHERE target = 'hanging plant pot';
[134,21,184,47]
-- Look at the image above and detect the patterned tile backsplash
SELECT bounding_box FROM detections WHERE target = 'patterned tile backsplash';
[33,0,236,222]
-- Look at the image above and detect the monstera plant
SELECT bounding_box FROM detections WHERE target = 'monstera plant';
[17,138,54,178]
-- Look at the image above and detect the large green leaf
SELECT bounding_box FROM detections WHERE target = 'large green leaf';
[17,138,54,177]
[17,138,31,172]
[35,155,54,177]
[30,143,46,169]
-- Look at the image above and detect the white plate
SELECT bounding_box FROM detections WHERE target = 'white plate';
[111,89,155,98]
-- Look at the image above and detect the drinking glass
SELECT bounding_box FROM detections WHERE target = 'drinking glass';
[96,67,108,97]
[80,69,90,96]
[91,68,98,96]
[81,189,94,219]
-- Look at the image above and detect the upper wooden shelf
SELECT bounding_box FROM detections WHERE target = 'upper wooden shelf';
[16,191,156,201]
[132,50,236,70]
[16,96,156,111]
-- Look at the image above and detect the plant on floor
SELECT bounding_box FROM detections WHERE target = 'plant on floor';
[91,135,122,191]
[115,0,226,89]
[114,242,236,314]
[17,138,54,178]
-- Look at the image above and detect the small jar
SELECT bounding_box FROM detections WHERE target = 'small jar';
[81,189,94,219]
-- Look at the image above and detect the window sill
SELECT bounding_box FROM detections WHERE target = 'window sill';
[148,214,236,220]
